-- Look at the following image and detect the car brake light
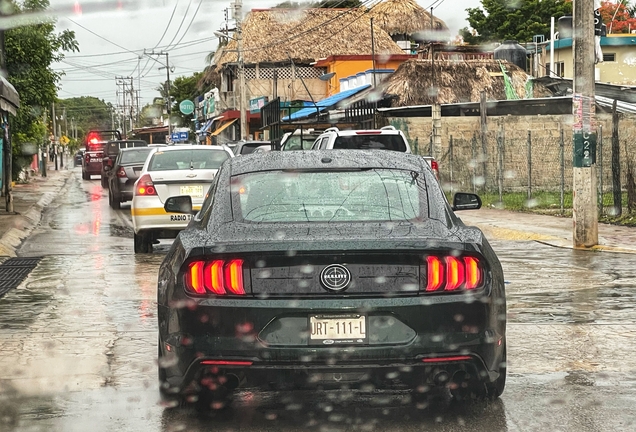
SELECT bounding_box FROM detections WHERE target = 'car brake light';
[116,167,127,178]
[430,160,439,179]
[185,259,246,296]
[424,255,483,292]
[135,174,157,196]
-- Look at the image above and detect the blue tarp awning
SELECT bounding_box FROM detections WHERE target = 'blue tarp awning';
[282,84,371,122]
[196,118,214,135]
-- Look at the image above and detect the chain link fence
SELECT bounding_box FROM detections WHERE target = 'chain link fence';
[402,113,636,216]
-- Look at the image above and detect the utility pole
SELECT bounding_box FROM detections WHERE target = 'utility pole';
[52,102,58,171]
[430,6,441,158]
[146,51,172,140]
[235,0,247,140]
[572,0,598,248]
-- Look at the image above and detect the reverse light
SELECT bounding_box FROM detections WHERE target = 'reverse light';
[424,255,483,293]
[185,259,246,296]
[135,174,157,196]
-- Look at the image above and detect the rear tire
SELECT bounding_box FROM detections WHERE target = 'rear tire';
[109,189,121,210]
[134,232,153,254]
[101,175,108,188]
[82,170,89,180]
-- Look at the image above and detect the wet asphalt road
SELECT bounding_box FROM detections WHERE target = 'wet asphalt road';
[1,169,636,431]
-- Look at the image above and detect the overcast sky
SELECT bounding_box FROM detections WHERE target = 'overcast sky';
[50,0,482,106]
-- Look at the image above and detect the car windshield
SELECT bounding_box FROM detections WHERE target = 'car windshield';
[234,169,421,223]
[149,149,229,171]
[333,134,408,151]
[120,148,153,164]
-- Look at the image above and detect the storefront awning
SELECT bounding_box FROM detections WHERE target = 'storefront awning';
[282,84,371,122]
[210,119,237,136]
[0,76,19,115]
[197,119,214,135]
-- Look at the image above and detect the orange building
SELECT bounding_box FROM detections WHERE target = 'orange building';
[313,54,416,96]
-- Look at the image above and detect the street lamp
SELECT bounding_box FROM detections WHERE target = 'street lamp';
[214,30,247,140]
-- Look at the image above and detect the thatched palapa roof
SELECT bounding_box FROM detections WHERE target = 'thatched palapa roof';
[368,0,448,36]
[383,59,552,106]
[216,8,404,68]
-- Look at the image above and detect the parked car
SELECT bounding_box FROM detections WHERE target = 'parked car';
[230,140,271,156]
[73,148,85,167]
[251,144,272,154]
[101,140,148,188]
[82,130,122,180]
[107,147,154,210]
[280,129,321,151]
[309,126,411,153]
[157,150,506,410]
[131,145,234,253]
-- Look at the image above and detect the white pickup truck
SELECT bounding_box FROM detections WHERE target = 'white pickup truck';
[308,126,439,179]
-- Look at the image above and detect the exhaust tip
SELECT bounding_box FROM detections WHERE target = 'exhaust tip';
[433,371,450,386]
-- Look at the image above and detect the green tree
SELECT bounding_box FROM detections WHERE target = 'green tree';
[160,72,207,129]
[459,0,573,44]
[57,97,114,144]
[5,0,78,177]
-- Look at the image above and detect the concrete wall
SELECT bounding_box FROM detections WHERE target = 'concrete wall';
[389,113,636,194]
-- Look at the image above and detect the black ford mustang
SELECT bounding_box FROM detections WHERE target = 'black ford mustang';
[157,150,506,409]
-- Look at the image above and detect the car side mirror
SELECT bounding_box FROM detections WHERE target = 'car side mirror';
[452,193,482,211]
[163,195,196,214]
[164,195,196,215]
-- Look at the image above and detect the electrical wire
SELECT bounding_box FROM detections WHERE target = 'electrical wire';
[166,0,204,50]
[163,0,193,51]
[67,18,138,55]
[153,0,181,49]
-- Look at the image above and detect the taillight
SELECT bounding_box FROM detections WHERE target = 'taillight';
[135,174,157,196]
[430,160,439,179]
[424,255,483,292]
[185,259,247,296]
[116,167,127,178]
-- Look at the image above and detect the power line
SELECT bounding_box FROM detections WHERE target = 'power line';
[167,0,205,50]
[153,0,181,49]
[164,0,193,51]
[67,18,138,55]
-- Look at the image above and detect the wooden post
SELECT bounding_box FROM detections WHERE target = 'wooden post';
[611,99,621,216]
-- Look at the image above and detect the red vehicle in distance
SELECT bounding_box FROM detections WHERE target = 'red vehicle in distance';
[81,130,122,180]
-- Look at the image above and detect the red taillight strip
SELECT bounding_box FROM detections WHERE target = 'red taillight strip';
[187,262,206,294]
[200,360,253,366]
[425,255,483,292]
[185,259,246,296]
[445,256,465,291]
[225,259,245,295]
[464,257,482,289]
[426,256,444,291]
[422,355,472,363]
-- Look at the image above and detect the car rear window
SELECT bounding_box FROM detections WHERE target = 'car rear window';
[149,149,230,171]
[120,148,153,164]
[332,134,407,152]
[232,169,422,223]
[239,143,265,155]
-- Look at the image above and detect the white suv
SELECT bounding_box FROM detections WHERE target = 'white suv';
[309,126,412,153]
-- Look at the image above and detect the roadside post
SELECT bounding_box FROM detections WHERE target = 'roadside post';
[572,0,599,248]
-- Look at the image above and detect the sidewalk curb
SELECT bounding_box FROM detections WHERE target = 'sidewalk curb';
[0,170,74,257]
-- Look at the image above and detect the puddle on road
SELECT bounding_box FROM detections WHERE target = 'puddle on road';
[492,241,636,324]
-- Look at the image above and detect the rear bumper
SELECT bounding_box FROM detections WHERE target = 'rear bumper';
[158,294,506,393]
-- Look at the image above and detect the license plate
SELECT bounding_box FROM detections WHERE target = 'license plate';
[90,158,102,163]
[309,314,367,345]
[180,185,203,198]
